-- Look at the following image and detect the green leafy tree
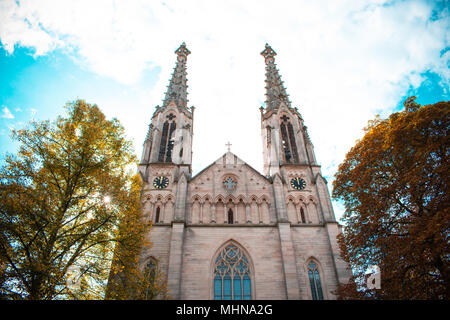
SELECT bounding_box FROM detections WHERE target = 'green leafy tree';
[0,100,155,299]
[333,97,449,299]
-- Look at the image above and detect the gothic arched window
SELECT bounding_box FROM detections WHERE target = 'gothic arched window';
[158,114,176,162]
[214,244,252,300]
[227,209,233,224]
[145,259,157,280]
[300,207,306,223]
[143,258,158,299]
[280,115,299,163]
[155,207,160,223]
[308,261,324,300]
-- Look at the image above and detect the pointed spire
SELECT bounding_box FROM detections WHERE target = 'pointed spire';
[261,43,291,111]
[162,42,191,109]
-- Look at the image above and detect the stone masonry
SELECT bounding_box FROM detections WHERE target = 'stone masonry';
[134,43,351,300]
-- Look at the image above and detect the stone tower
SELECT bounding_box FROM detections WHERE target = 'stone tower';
[138,42,194,298]
[257,43,350,298]
[133,43,350,300]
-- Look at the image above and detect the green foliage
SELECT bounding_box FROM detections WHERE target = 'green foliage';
[333,97,449,299]
[0,100,153,299]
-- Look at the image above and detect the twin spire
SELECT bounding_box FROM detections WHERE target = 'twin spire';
[160,42,291,113]
[260,43,291,112]
[162,42,191,109]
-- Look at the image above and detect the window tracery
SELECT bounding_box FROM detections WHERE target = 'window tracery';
[158,113,176,162]
[214,244,252,300]
[143,258,158,299]
[223,176,237,191]
[280,115,299,163]
[308,261,324,300]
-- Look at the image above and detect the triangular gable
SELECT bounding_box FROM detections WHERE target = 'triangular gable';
[191,152,270,184]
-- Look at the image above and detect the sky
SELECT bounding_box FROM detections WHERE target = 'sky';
[0,0,449,222]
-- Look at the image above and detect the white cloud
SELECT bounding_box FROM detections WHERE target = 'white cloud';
[0,0,448,221]
[29,108,37,118]
[1,107,14,119]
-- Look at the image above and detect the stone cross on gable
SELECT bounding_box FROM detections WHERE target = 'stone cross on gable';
[226,141,232,152]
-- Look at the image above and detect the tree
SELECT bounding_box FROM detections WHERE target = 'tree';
[0,100,154,299]
[333,97,449,299]
[106,252,168,300]
[104,179,168,300]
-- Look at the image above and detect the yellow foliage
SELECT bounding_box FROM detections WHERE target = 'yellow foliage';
[0,99,165,300]
[333,97,449,299]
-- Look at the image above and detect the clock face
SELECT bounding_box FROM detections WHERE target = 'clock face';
[290,177,306,190]
[153,176,169,189]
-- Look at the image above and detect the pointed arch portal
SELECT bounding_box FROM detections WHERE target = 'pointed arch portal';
[213,243,252,300]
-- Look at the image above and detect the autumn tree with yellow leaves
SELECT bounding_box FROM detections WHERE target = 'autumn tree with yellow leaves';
[333,97,449,299]
[0,100,166,299]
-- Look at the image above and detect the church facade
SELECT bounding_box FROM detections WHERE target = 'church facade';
[137,43,350,300]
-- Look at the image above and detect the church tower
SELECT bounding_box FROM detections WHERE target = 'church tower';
[137,43,194,298]
[259,43,338,223]
[117,43,351,301]
[139,42,194,178]
[258,44,350,296]
[260,43,317,177]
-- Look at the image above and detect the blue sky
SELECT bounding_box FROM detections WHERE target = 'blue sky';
[1,0,449,222]
[0,45,161,154]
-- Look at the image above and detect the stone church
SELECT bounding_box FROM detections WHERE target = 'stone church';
[137,43,350,300]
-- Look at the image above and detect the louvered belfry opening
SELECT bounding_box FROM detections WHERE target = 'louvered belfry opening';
[158,114,176,163]
[280,115,299,164]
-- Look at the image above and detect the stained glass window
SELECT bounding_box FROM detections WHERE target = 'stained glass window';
[223,177,237,191]
[214,244,252,300]
[308,261,323,300]
[145,260,156,280]
[144,259,158,299]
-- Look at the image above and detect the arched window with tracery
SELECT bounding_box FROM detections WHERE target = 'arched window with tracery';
[143,258,158,299]
[308,261,324,300]
[279,115,299,163]
[214,244,252,300]
[158,113,176,162]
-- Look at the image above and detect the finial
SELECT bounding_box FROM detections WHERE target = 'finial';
[175,42,191,57]
[261,43,277,62]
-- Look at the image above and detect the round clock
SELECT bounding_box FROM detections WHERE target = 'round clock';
[290,177,306,190]
[153,176,169,189]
